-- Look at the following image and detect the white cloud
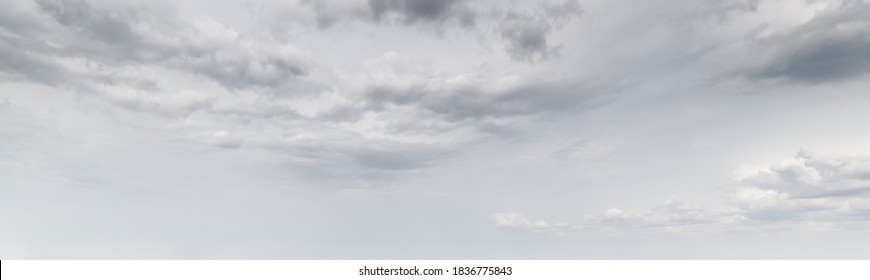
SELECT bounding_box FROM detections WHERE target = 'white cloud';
[729,151,870,221]
[492,212,579,235]
[493,212,549,229]
[496,151,870,236]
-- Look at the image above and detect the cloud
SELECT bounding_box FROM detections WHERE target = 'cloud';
[3,0,600,178]
[0,0,308,91]
[368,0,475,26]
[0,0,605,133]
[0,0,80,85]
[266,0,580,62]
[674,0,759,27]
[495,151,870,236]
[497,15,555,62]
[743,0,870,84]
[580,198,714,236]
[739,151,870,198]
[495,197,713,236]
[493,212,549,230]
[492,212,578,235]
[298,0,370,28]
[265,138,457,180]
[6,0,870,259]
[497,0,581,62]
[732,150,870,221]
[294,0,475,29]
[644,197,708,225]
[0,40,71,86]
[363,78,621,123]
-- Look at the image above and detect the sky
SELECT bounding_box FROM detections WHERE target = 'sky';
[2,0,870,259]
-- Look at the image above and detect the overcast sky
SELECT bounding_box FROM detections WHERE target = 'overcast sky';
[2,0,870,259]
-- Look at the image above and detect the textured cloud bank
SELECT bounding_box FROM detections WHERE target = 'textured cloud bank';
[0,0,597,179]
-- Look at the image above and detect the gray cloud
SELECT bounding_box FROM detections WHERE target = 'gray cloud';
[674,0,758,28]
[0,40,71,86]
[745,1,870,84]
[368,0,475,26]
[177,41,308,90]
[296,0,475,29]
[0,0,308,91]
[34,0,152,61]
[212,75,625,178]
[289,0,579,62]
[498,15,555,62]
[362,78,623,125]
[497,0,581,62]
[262,137,456,180]
[7,0,870,259]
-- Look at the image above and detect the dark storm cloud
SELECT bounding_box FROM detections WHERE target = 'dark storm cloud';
[0,0,307,90]
[745,1,870,84]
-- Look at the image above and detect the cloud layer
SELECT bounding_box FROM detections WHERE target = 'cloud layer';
[3,0,870,258]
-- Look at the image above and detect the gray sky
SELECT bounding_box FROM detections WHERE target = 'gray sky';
[2,0,870,259]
